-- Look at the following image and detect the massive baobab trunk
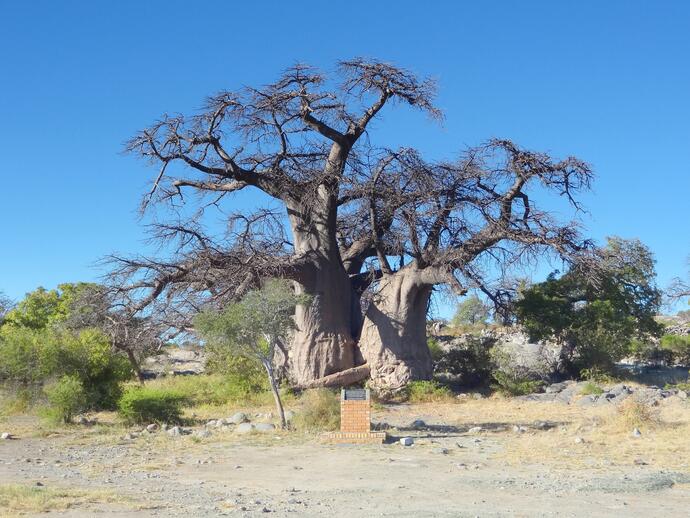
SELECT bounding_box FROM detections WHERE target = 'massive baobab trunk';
[291,261,357,382]
[358,264,434,391]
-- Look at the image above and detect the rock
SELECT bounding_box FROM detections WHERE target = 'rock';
[75,416,89,425]
[146,423,159,433]
[254,423,276,432]
[432,447,449,454]
[122,432,137,440]
[468,426,483,434]
[545,381,571,394]
[471,393,485,400]
[283,410,295,422]
[235,423,255,434]
[574,436,585,444]
[678,390,688,400]
[400,437,414,446]
[161,424,169,431]
[632,428,642,438]
[409,419,426,429]
[577,395,598,407]
[512,425,525,433]
[167,426,182,437]
[206,420,217,428]
[1,433,12,440]
[228,412,249,425]
[195,429,212,439]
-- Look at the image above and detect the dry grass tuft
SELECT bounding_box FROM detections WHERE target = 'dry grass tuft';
[0,484,125,516]
[292,389,340,432]
[613,399,660,431]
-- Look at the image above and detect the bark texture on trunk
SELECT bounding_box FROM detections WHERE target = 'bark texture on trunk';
[358,264,434,391]
[287,195,358,385]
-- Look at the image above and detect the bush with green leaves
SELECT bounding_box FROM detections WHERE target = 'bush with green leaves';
[0,284,133,411]
[492,371,544,396]
[117,386,186,424]
[433,336,493,387]
[515,237,662,374]
[0,326,131,410]
[451,295,490,327]
[489,344,553,396]
[404,380,454,403]
[195,279,310,429]
[660,335,690,366]
[43,375,88,423]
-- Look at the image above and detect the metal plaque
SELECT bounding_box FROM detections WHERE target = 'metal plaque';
[343,388,368,401]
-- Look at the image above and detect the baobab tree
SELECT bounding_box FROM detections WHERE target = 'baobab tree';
[114,59,596,391]
[351,140,594,389]
[117,59,440,386]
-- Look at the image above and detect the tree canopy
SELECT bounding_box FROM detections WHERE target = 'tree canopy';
[515,237,662,373]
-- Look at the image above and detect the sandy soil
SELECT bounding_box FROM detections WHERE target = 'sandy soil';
[1,398,690,517]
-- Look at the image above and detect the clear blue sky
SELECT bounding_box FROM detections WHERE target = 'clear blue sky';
[1,1,689,316]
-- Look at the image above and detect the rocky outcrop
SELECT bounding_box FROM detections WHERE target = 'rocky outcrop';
[141,347,207,379]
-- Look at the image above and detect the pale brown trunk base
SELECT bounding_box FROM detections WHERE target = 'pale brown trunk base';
[358,266,433,391]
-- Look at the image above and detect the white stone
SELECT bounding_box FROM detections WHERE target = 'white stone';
[400,437,414,446]
[235,423,254,434]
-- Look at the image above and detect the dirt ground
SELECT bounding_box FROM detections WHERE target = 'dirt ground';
[1,397,690,518]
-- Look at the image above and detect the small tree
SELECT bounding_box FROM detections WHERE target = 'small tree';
[0,292,13,326]
[515,237,662,374]
[452,295,490,327]
[195,280,310,429]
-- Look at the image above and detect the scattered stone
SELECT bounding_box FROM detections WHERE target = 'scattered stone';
[146,423,159,433]
[678,390,688,400]
[75,416,90,425]
[235,423,255,434]
[254,423,276,432]
[409,419,426,429]
[206,420,218,428]
[1,433,12,440]
[471,393,485,400]
[283,410,295,422]
[632,428,642,438]
[432,447,449,455]
[634,458,648,465]
[228,412,249,425]
[468,426,483,434]
[167,426,182,437]
[512,425,525,434]
[195,429,212,439]
[122,432,137,440]
[400,437,414,447]
[574,436,585,444]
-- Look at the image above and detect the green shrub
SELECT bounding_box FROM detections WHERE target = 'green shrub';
[433,336,493,387]
[580,381,604,396]
[660,335,690,365]
[0,327,131,410]
[43,375,87,423]
[292,389,339,432]
[427,337,443,362]
[492,371,544,396]
[580,366,620,385]
[117,386,186,424]
[405,380,454,403]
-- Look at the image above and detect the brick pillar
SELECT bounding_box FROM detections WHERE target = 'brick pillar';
[340,388,371,433]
